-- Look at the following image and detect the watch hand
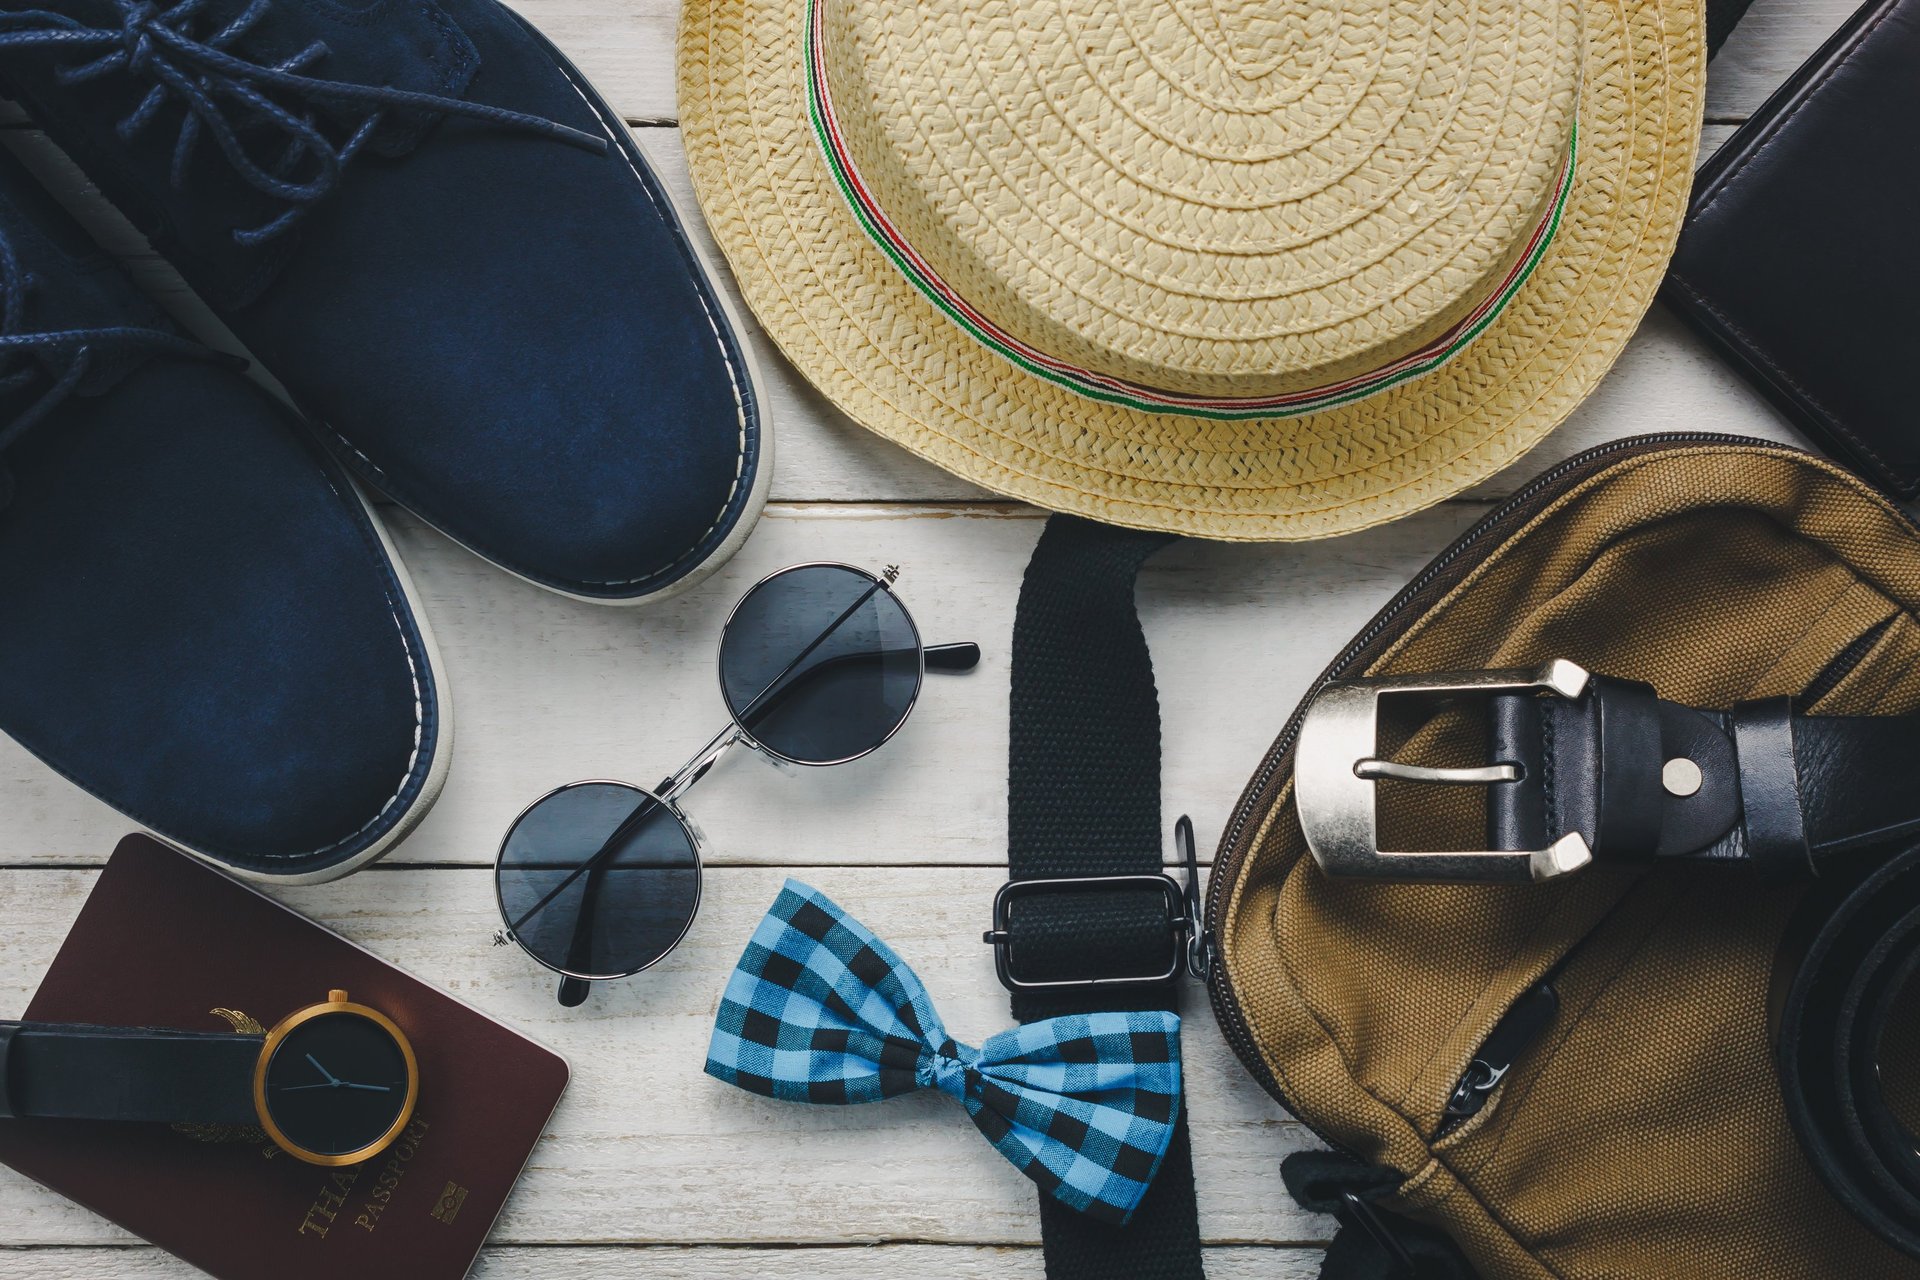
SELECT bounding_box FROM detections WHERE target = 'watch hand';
[340,1082,392,1092]
[274,1082,344,1092]
[305,1053,341,1085]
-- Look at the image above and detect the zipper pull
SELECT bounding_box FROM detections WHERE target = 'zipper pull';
[1438,980,1559,1135]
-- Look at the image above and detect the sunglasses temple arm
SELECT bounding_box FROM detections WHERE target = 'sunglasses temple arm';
[541,728,740,1008]
[512,724,741,947]
[723,643,982,746]
[552,855,616,1007]
[719,643,982,754]
[924,641,981,673]
[733,581,886,724]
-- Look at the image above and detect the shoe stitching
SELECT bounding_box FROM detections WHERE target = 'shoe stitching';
[329,30,757,593]
[0,191,431,869]
[542,46,754,589]
[200,454,435,866]
[8,456,438,869]
[314,64,760,595]
[284,457,435,861]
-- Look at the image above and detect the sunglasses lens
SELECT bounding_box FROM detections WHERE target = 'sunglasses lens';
[718,564,923,764]
[496,782,699,979]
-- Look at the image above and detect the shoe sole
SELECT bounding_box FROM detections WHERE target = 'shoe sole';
[3,39,776,612]
[333,156,776,609]
[0,132,454,884]
[362,18,777,609]
[153,476,455,885]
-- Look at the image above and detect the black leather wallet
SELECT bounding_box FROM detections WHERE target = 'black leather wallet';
[1664,0,1920,497]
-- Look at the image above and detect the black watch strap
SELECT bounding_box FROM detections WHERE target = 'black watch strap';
[0,1021,261,1125]
[1488,677,1920,878]
[1005,516,1204,1280]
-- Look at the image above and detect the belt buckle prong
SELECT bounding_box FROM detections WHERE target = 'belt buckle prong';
[1295,658,1594,884]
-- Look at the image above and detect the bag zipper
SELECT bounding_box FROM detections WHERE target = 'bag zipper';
[1419,543,1888,1145]
[1800,615,1894,706]
[1433,979,1560,1139]
[1199,431,1808,1143]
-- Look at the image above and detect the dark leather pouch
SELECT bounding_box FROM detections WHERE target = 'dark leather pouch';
[1663,0,1920,497]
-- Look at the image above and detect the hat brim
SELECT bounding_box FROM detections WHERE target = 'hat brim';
[679,0,1705,541]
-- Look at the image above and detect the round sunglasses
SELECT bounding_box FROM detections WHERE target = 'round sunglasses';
[493,563,980,1006]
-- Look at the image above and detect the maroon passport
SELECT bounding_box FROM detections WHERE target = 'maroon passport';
[0,835,568,1278]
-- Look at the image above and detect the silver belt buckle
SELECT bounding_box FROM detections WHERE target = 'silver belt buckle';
[1295,658,1594,883]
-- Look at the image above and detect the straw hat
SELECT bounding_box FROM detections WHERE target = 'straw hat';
[680,0,1704,539]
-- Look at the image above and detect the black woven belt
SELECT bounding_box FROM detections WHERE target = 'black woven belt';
[1295,660,1920,1263]
[993,516,1205,1280]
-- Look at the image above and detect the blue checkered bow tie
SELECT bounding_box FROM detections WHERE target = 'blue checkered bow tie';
[705,880,1183,1224]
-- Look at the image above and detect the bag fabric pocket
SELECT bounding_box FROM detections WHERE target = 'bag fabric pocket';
[1210,441,1920,1279]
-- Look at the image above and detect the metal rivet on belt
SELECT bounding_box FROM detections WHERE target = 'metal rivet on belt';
[1662,758,1703,797]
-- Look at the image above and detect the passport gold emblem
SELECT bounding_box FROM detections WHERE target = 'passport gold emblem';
[430,1181,469,1225]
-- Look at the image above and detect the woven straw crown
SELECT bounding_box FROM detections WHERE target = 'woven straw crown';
[819,0,1582,405]
[681,0,1704,538]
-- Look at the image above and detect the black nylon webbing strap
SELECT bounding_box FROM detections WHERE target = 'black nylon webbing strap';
[1005,514,1203,1280]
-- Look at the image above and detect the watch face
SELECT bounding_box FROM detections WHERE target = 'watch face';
[260,1010,413,1158]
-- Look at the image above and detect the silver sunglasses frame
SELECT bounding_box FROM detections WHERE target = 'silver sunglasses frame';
[493,777,706,983]
[493,562,947,991]
[704,560,927,774]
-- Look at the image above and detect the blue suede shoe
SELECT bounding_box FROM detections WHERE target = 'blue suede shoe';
[0,0,768,604]
[0,146,447,881]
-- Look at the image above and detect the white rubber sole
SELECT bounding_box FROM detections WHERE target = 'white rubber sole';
[414,130,776,609]
[0,129,454,884]
[156,476,455,886]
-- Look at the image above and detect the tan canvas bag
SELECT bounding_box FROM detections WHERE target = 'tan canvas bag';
[1206,437,1920,1279]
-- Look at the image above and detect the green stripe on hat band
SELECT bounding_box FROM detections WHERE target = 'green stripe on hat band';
[805,0,1577,422]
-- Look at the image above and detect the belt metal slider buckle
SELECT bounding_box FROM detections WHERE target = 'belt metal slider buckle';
[983,817,1205,992]
[1295,658,1595,884]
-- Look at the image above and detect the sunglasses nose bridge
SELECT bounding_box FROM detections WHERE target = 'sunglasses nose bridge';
[657,721,747,806]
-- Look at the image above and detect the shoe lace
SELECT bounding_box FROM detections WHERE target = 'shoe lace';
[0,0,609,246]
[0,221,239,508]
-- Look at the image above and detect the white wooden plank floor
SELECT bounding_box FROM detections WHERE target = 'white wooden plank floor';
[0,0,1859,1274]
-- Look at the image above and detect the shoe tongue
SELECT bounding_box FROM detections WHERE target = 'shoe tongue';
[0,194,176,402]
[194,0,481,158]
[0,317,165,423]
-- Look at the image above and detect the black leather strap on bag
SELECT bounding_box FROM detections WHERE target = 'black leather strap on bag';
[1002,514,1204,1280]
[1485,683,1920,880]
[1774,842,1920,1260]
